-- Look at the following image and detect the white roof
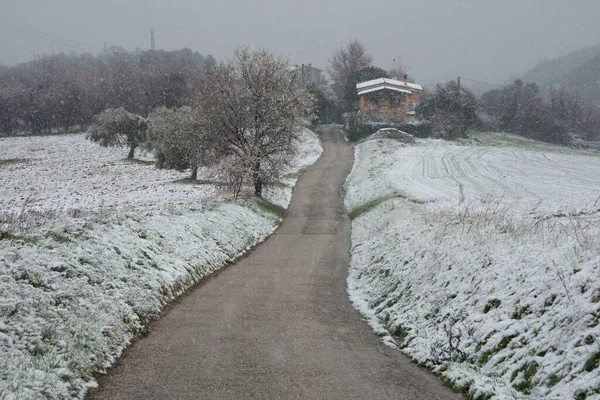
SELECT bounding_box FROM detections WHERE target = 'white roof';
[358,85,412,96]
[356,77,423,92]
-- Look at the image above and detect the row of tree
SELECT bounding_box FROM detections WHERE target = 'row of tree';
[88,48,315,198]
[4,37,598,157]
[480,79,600,144]
[0,47,213,135]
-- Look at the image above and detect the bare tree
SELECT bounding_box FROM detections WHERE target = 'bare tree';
[218,154,251,200]
[0,48,213,136]
[195,48,315,197]
[327,40,373,103]
[388,56,410,80]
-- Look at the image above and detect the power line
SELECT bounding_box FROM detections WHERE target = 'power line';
[0,19,104,52]
[0,21,87,52]
[420,78,505,88]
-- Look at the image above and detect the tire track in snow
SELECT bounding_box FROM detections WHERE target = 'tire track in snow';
[379,139,600,215]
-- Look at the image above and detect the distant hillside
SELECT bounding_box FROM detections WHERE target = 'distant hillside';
[522,44,600,106]
[562,53,600,106]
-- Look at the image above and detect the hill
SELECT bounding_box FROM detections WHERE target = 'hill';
[522,44,600,106]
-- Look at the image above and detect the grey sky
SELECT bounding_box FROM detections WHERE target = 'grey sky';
[2,0,600,87]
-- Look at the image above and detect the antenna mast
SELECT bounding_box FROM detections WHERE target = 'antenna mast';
[150,25,155,49]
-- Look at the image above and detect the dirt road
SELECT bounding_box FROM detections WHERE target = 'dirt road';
[88,125,461,399]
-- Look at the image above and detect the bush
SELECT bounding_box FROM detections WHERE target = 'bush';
[344,113,375,142]
[399,121,432,138]
[307,84,344,126]
[417,81,478,140]
[344,113,432,142]
[87,108,147,159]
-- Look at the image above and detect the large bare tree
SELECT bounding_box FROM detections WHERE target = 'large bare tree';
[327,40,373,105]
[195,48,315,197]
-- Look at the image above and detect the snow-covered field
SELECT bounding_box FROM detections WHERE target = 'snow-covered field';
[344,134,600,399]
[0,129,322,399]
[0,134,218,216]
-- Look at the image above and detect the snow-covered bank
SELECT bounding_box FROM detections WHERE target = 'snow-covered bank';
[344,136,600,399]
[0,128,322,399]
[262,127,323,209]
[0,202,278,399]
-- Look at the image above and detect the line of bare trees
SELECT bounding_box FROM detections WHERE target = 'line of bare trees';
[0,47,212,135]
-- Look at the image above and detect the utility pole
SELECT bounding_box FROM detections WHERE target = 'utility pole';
[457,76,461,89]
[150,25,155,50]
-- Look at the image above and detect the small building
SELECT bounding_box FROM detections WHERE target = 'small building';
[291,63,324,87]
[356,75,423,117]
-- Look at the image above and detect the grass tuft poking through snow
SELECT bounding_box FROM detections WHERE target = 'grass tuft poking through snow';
[0,128,322,399]
[344,134,600,400]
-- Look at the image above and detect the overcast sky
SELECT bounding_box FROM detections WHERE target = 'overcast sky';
[2,0,600,87]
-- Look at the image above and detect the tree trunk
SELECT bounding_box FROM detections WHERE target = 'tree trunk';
[253,161,262,197]
[190,165,198,180]
[254,177,262,197]
[128,145,136,159]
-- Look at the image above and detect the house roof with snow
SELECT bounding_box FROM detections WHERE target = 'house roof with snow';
[356,78,423,96]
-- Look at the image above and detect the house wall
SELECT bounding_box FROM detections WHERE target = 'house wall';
[359,91,421,115]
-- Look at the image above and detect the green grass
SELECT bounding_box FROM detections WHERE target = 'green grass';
[546,373,561,387]
[584,352,600,372]
[511,361,539,394]
[48,231,72,243]
[123,158,154,166]
[172,177,216,185]
[483,299,501,313]
[512,304,531,320]
[15,270,50,290]
[440,376,474,397]
[0,231,38,244]
[348,194,425,221]
[390,324,410,347]
[255,198,285,218]
[348,196,398,221]
[0,158,27,167]
[477,333,519,366]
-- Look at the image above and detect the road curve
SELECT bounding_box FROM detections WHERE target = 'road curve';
[87,125,462,400]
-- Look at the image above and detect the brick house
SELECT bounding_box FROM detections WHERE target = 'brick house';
[356,75,423,117]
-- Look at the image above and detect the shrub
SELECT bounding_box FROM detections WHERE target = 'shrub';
[417,81,478,140]
[87,108,148,159]
[344,113,376,142]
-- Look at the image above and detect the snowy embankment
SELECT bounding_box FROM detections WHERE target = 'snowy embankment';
[344,134,600,400]
[0,128,322,399]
